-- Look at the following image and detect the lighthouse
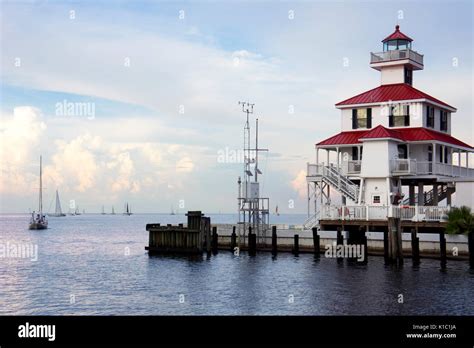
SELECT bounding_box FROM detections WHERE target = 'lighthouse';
[305,25,474,233]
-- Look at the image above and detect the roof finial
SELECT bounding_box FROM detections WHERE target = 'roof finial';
[395,24,400,30]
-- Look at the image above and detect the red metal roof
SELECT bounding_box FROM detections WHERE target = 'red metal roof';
[317,126,472,149]
[382,25,413,42]
[335,83,456,110]
[400,128,472,149]
[359,125,404,141]
[316,130,368,146]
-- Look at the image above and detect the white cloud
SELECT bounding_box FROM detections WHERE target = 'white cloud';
[0,107,46,194]
[291,169,307,199]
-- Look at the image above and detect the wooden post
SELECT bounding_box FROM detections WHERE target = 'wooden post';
[293,234,299,255]
[440,231,447,269]
[362,234,368,263]
[383,230,389,264]
[337,227,343,263]
[206,223,211,254]
[230,226,237,252]
[411,228,420,265]
[248,227,256,256]
[312,227,320,257]
[211,226,218,254]
[388,218,403,265]
[468,231,474,269]
[271,226,277,255]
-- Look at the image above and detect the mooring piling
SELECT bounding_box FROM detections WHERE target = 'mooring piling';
[293,234,299,255]
[336,227,343,263]
[249,227,257,256]
[362,234,368,263]
[211,226,218,254]
[271,226,277,255]
[230,226,237,252]
[440,230,447,269]
[388,218,403,266]
[411,228,420,265]
[383,230,389,264]
[312,227,320,257]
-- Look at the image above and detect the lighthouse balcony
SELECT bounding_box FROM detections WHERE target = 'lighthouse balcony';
[370,49,423,70]
[319,204,450,223]
[390,159,474,178]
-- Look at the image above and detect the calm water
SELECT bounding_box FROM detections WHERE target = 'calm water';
[0,213,473,315]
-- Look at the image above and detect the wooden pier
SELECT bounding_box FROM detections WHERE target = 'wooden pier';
[145,213,474,269]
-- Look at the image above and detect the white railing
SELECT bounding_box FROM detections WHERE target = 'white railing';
[390,159,474,178]
[391,205,450,222]
[390,159,417,175]
[347,160,361,174]
[320,205,450,222]
[370,49,423,66]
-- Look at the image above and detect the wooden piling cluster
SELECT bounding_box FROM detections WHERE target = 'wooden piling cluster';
[145,211,209,254]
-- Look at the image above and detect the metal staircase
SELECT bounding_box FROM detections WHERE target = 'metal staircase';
[303,209,319,230]
[322,165,359,203]
[304,165,359,229]
[401,185,451,206]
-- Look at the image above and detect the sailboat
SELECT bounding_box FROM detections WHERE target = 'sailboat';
[50,190,66,217]
[170,205,176,215]
[123,202,132,216]
[111,206,115,215]
[101,205,106,215]
[75,206,81,215]
[275,205,280,216]
[29,156,48,230]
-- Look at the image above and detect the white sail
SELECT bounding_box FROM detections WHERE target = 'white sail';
[55,190,63,215]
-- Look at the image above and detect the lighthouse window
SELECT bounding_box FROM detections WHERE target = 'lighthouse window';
[397,40,409,50]
[426,106,435,128]
[389,104,409,127]
[397,144,408,159]
[384,39,411,51]
[404,67,413,85]
[372,195,381,204]
[440,110,448,132]
[352,108,372,129]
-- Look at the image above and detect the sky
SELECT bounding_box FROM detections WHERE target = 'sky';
[0,0,473,214]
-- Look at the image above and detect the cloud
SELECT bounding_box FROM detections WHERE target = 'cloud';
[176,156,194,173]
[0,106,46,194]
[44,133,101,192]
[291,169,307,199]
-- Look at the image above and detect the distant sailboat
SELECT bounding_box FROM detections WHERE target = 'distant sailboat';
[101,205,106,215]
[170,205,175,215]
[29,156,48,230]
[111,206,115,215]
[50,190,66,217]
[124,203,132,216]
[75,205,81,215]
[275,205,280,216]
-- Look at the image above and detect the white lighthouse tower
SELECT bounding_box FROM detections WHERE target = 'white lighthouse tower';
[305,25,474,233]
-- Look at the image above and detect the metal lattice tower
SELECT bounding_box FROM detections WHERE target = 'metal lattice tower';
[237,102,270,247]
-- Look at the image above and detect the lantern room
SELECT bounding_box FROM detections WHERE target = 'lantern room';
[382,25,413,51]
